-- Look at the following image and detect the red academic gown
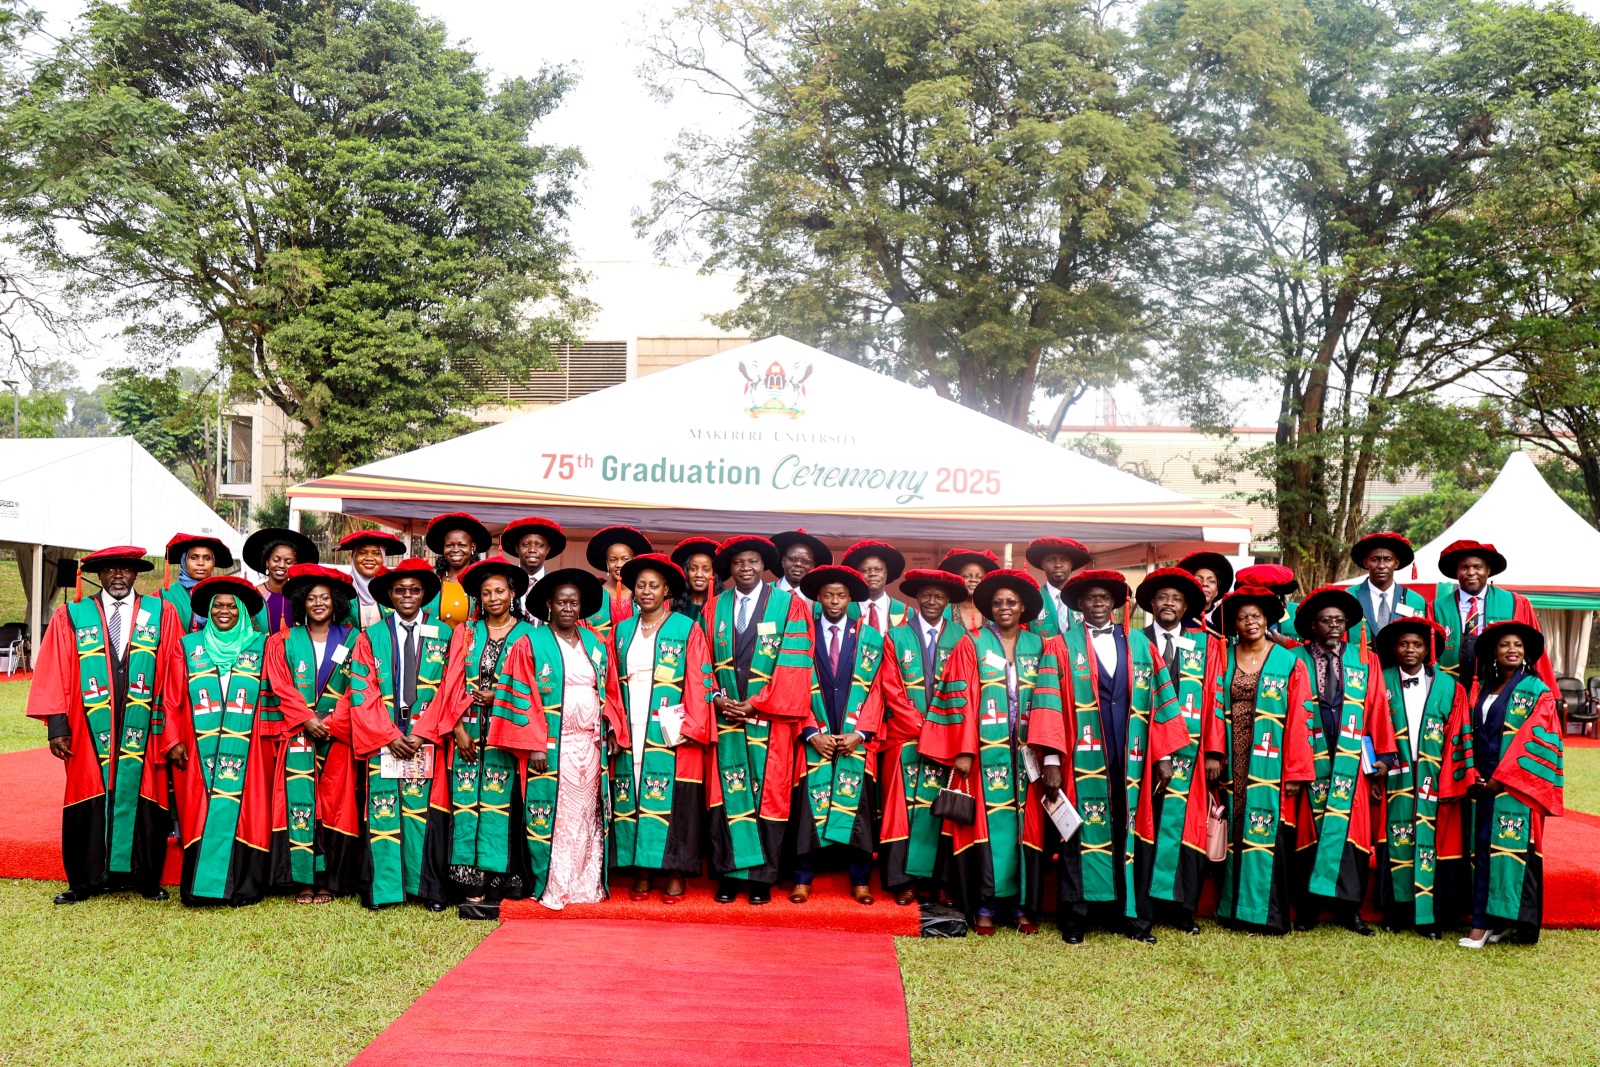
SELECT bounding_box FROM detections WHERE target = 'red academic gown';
[26,599,191,893]
[869,631,921,852]
[1160,630,1231,868]
[1428,591,1560,695]
[262,631,363,892]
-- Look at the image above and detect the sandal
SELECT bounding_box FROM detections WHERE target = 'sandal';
[294,890,316,905]
[313,890,334,904]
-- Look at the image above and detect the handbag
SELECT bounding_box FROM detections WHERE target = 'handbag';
[930,768,976,827]
[1206,795,1229,862]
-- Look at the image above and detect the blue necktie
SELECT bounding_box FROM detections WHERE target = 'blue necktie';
[736,594,751,633]
[925,625,938,669]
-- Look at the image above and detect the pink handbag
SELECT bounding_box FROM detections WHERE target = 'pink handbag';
[1206,797,1229,862]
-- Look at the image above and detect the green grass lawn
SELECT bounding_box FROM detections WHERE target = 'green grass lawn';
[0,680,37,753]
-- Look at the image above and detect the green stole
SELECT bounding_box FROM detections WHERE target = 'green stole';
[522,625,610,898]
[1300,642,1372,897]
[447,620,538,875]
[611,612,695,870]
[184,630,267,900]
[1118,634,1174,918]
[1149,632,1213,903]
[1484,674,1557,922]
[1432,583,1516,680]
[1059,625,1116,900]
[803,615,883,846]
[281,625,360,884]
[1352,581,1428,645]
[970,627,1042,901]
[1380,667,1458,923]
[586,586,629,641]
[886,618,965,879]
[1216,643,1298,926]
[1031,588,1080,640]
[707,586,807,874]
[352,614,450,905]
[67,595,166,876]
[162,584,196,631]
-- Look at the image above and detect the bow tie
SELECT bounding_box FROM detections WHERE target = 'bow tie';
[1402,676,1421,689]
[1090,626,1116,638]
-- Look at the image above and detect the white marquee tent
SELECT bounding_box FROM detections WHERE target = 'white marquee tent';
[0,437,243,666]
[1385,450,1600,676]
[288,337,1251,566]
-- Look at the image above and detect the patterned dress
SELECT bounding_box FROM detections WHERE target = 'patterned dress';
[450,634,519,896]
[540,634,607,909]
[1229,668,1261,849]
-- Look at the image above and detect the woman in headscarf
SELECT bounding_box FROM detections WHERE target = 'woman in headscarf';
[919,569,1068,935]
[263,564,362,903]
[1204,587,1316,935]
[669,536,719,624]
[585,525,653,640]
[1459,621,1563,948]
[424,512,490,629]
[937,548,1000,633]
[416,558,539,911]
[487,568,621,910]
[606,553,713,903]
[243,528,318,634]
[1177,550,1234,636]
[337,529,407,628]
[170,576,274,907]
[163,533,234,633]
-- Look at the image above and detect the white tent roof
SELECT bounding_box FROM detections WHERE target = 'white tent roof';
[289,336,1249,562]
[1406,450,1600,593]
[0,437,242,556]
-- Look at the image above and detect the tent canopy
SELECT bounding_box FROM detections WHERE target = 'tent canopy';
[290,336,1249,564]
[1405,450,1600,604]
[0,437,243,663]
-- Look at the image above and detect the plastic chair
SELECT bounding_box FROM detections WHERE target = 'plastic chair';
[0,622,25,677]
[1572,677,1600,738]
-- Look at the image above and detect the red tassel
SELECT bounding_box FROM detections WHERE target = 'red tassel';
[163,560,172,590]
[75,566,83,602]
[1123,590,1133,636]
[1411,562,1418,580]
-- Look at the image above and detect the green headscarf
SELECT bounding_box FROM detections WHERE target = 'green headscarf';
[202,595,256,674]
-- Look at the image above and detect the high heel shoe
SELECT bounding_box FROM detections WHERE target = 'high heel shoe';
[1458,931,1490,949]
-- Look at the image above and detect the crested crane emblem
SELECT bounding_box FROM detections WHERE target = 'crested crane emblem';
[739,357,812,419]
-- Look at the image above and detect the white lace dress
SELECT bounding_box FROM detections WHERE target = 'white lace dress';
[539,634,607,910]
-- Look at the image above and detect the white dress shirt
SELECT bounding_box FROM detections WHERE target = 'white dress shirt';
[859,592,895,632]
[518,566,547,623]
[1089,622,1121,676]
[99,589,138,659]
[1400,665,1430,751]
[734,587,760,631]
[1458,588,1484,635]
[915,613,943,653]
[1047,583,1067,624]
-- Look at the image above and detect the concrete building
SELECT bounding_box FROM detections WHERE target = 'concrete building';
[1054,424,1432,555]
[215,261,751,520]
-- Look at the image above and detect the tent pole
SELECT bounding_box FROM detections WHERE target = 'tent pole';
[288,506,301,533]
[29,543,42,670]
[1004,542,1013,567]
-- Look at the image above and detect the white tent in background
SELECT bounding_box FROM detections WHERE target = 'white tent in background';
[0,437,243,667]
[288,336,1251,566]
[1406,450,1600,677]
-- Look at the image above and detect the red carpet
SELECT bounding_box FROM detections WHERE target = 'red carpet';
[350,919,911,1067]
[0,747,182,885]
[499,871,921,935]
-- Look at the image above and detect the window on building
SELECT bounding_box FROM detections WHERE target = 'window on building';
[460,342,628,403]
[226,417,253,486]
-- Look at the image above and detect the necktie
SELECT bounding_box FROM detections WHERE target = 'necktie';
[925,624,939,670]
[399,623,417,712]
[829,624,842,673]
[1465,595,1482,636]
[736,594,752,633]
[1376,589,1389,630]
[1162,632,1178,689]
[867,601,881,631]
[108,599,124,661]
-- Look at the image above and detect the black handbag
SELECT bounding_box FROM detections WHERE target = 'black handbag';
[930,769,976,826]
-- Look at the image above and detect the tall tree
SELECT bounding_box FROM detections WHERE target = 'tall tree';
[1138,0,1600,583]
[639,0,1176,427]
[104,366,223,501]
[2,0,587,477]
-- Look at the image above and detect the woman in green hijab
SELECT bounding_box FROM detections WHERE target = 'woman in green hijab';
[172,575,275,907]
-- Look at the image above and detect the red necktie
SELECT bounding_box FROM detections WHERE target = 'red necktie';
[829,624,842,673]
[867,602,880,631]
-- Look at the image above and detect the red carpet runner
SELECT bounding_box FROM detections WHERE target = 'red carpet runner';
[350,919,912,1067]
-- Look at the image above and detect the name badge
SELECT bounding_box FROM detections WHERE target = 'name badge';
[983,651,1008,670]
[419,624,440,638]
[1393,604,1417,619]
[332,644,349,663]
[653,664,677,684]
[1174,635,1196,651]
[757,621,777,636]
[136,608,151,626]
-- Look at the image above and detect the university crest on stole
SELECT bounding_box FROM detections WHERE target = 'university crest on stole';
[372,794,397,819]
[1082,801,1108,826]
[290,806,314,831]
[643,775,671,802]
[722,767,748,793]
[1260,675,1286,701]
[836,772,862,799]
[1247,810,1274,837]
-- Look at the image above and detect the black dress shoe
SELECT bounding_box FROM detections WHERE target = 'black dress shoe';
[1128,932,1158,945]
[747,888,771,906]
[1421,929,1442,940]
[141,888,170,902]
[1062,931,1084,944]
[1293,919,1317,932]
[53,889,93,905]
[1181,923,1202,936]
[425,901,447,912]
[1342,918,1375,937]
[714,886,738,904]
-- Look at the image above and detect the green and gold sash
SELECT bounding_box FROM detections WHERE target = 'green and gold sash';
[184,630,267,900]
[705,587,809,874]
[1380,668,1462,923]
[885,618,965,879]
[1432,583,1516,679]
[1216,643,1298,926]
[68,595,166,876]
[350,615,450,905]
[280,625,360,884]
[1060,626,1116,900]
[611,611,695,870]
[1119,635,1177,918]
[1301,642,1371,897]
[447,620,538,874]
[803,617,883,846]
[1149,632,1213,903]
[522,625,610,898]
[1483,674,1559,922]
[970,627,1043,901]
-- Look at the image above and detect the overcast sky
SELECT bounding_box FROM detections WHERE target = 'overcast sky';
[16,0,1600,425]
